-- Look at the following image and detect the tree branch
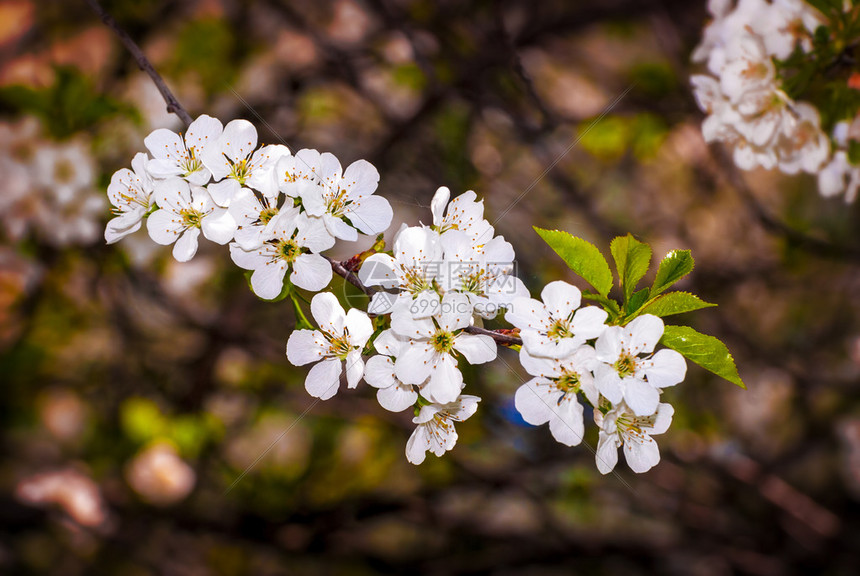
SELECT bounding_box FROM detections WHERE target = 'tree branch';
[85,0,193,127]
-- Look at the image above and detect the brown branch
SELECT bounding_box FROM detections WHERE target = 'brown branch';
[85,0,193,127]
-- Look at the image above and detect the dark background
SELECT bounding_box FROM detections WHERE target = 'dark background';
[1,0,860,574]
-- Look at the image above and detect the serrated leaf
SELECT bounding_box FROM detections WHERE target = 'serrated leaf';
[652,250,694,296]
[640,292,716,317]
[535,227,613,296]
[627,287,651,314]
[660,325,744,388]
[610,234,651,303]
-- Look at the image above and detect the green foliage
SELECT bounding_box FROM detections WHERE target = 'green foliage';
[120,397,216,457]
[639,291,716,317]
[660,326,745,388]
[610,233,651,302]
[537,229,740,387]
[0,66,138,139]
[534,227,613,296]
[651,250,694,296]
[776,7,860,134]
[628,61,677,98]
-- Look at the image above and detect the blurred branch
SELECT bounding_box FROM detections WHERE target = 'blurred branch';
[85,0,193,127]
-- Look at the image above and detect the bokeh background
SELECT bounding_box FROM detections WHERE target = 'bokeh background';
[2,0,860,574]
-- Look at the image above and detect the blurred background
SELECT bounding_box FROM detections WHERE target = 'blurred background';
[2,0,860,574]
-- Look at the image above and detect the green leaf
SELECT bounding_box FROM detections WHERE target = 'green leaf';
[120,398,168,443]
[639,292,716,318]
[535,227,613,296]
[651,250,694,296]
[627,287,651,314]
[610,234,651,303]
[660,325,744,388]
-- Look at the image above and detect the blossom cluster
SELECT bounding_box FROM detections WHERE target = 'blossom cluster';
[690,0,860,201]
[0,117,104,246]
[107,114,691,473]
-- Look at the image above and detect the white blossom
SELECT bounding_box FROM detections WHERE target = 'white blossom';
[594,401,674,474]
[286,292,373,400]
[106,152,154,244]
[430,186,494,245]
[359,225,443,317]
[439,230,528,319]
[506,280,607,359]
[593,315,686,417]
[406,394,480,465]
[147,177,237,262]
[284,149,392,242]
[391,292,496,404]
[514,345,599,447]
[144,114,223,185]
[228,185,285,250]
[229,207,333,298]
[364,329,419,412]
[202,119,290,206]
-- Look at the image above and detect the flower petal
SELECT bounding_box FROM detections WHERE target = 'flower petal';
[305,358,342,400]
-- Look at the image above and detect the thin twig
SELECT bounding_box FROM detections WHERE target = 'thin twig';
[85,0,193,127]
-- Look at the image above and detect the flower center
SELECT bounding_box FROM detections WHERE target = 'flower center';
[325,188,350,217]
[616,413,657,437]
[182,147,203,176]
[258,206,278,224]
[431,330,455,353]
[230,158,250,184]
[328,334,352,360]
[180,207,203,228]
[555,370,580,394]
[403,266,434,294]
[276,238,301,263]
[614,351,637,378]
[547,318,573,340]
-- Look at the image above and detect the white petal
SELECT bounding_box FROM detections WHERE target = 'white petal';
[346,195,393,235]
[345,350,364,389]
[251,259,289,299]
[310,292,346,336]
[623,433,660,473]
[207,179,241,207]
[220,119,258,163]
[144,128,184,163]
[201,208,237,245]
[305,358,342,400]
[146,209,183,245]
[650,402,675,435]
[364,355,396,388]
[185,114,223,154]
[430,186,450,227]
[394,342,434,384]
[595,326,623,363]
[172,227,200,262]
[291,253,333,291]
[540,280,582,319]
[296,214,336,253]
[571,306,608,340]
[514,379,556,425]
[286,329,329,366]
[345,308,373,348]
[548,397,585,447]
[438,292,472,332]
[623,377,660,417]
[452,334,496,364]
[623,315,664,355]
[377,382,418,413]
[406,425,429,465]
[423,354,463,404]
[595,431,619,475]
[594,363,624,404]
[358,254,399,288]
[342,159,379,198]
[642,349,686,389]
